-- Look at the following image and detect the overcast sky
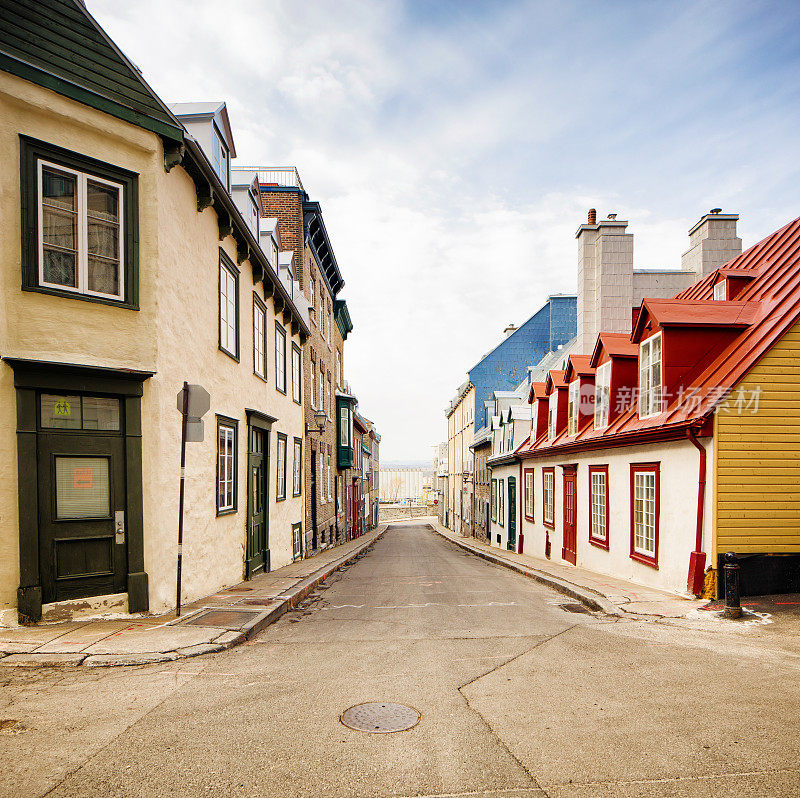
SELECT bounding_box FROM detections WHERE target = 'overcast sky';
[90,0,800,463]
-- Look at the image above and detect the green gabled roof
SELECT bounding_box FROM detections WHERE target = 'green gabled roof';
[0,0,183,141]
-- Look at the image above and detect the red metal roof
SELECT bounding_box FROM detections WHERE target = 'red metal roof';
[590,332,639,367]
[631,299,760,341]
[564,355,595,382]
[544,370,567,394]
[527,381,547,403]
[518,215,800,459]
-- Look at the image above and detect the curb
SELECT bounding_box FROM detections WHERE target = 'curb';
[0,527,388,669]
[431,525,622,617]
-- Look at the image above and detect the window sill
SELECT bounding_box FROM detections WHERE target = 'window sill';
[524,514,534,523]
[276,495,286,503]
[254,372,268,383]
[275,387,287,396]
[219,346,240,363]
[589,537,609,551]
[23,284,137,310]
[216,507,237,517]
[543,520,555,530]
[630,551,658,569]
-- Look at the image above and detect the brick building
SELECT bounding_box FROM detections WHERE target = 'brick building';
[238,167,346,556]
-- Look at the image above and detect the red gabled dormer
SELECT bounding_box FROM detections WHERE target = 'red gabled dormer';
[544,370,569,440]
[631,299,760,418]
[527,381,548,441]
[564,355,596,436]
[711,268,759,301]
[590,332,639,427]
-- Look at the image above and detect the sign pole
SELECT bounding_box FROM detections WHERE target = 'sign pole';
[176,381,189,617]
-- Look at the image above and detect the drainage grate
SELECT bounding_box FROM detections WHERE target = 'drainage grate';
[559,603,590,614]
[183,609,263,628]
[340,703,420,733]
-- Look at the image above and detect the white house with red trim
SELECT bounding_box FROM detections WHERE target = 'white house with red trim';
[516,214,800,597]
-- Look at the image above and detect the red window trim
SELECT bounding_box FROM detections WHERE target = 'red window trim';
[523,467,535,522]
[588,465,610,550]
[542,466,555,529]
[629,462,660,569]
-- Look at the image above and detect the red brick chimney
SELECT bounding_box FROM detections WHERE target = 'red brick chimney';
[588,208,597,225]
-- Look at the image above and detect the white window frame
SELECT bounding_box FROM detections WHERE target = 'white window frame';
[253,300,266,379]
[293,439,302,496]
[340,406,349,447]
[217,424,235,512]
[594,361,611,430]
[38,159,124,301]
[336,350,342,387]
[633,468,657,559]
[713,279,726,300]
[326,378,332,421]
[638,332,663,419]
[590,469,608,544]
[568,380,579,436]
[319,451,326,503]
[310,351,317,408]
[543,470,554,526]
[292,345,302,403]
[212,128,228,188]
[248,194,259,236]
[275,324,287,393]
[548,392,558,440]
[318,366,324,414]
[220,262,237,357]
[276,436,286,500]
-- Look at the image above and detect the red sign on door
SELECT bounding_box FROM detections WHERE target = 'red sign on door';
[73,467,94,489]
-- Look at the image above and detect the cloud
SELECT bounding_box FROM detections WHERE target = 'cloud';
[88,0,800,460]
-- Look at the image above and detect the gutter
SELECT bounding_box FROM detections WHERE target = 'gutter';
[180,137,310,339]
[686,425,708,596]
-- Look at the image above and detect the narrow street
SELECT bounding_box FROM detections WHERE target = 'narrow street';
[2,523,799,798]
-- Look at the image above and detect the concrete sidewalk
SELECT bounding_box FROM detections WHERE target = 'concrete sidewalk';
[0,526,387,668]
[431,520,707,619]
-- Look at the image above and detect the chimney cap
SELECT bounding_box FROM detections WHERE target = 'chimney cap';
[607,213,617,220]
[710,208,722,214]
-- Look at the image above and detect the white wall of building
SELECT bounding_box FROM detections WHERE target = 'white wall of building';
[518,437,713,595]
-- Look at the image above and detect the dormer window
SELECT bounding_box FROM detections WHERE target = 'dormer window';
[568,381,579,436]
[548,392,557,440]
[639,332,663,418]
[594,362,611,429]
[212,129,229,189]
[247,195,259,236]
[713,280,726,300]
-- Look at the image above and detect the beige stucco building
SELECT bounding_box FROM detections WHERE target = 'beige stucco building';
[0,3,308,625]
[444,383,474,535]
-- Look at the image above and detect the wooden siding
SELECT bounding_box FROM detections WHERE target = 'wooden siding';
[715,319,800,555]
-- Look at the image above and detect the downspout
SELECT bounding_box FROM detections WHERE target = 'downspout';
[686,425,707,596]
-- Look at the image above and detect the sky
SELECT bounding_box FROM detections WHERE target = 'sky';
[89,0,800,463]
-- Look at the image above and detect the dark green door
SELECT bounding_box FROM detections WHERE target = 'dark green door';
[246,427,269,577]
[37,428,127,603]
[507,477,517,551]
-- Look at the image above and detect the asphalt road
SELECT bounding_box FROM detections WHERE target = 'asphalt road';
[2,522,800,797]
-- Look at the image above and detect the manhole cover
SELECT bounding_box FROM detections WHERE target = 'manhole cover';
[560,603,590,614]
[183,609,262,628]
[340,703,420,733]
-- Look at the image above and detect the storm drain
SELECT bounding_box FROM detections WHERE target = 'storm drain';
[559,602,590,614]
[340,703,421,733]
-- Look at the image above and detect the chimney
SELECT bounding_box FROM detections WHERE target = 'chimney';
[681,209,741,276]
[587,208,597,225]
[503,324,517,338]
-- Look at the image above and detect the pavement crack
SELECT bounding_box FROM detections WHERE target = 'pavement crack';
[458,624,578,692]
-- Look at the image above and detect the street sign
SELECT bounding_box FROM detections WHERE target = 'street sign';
[176,384,211,418]
[185,419,204,442]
